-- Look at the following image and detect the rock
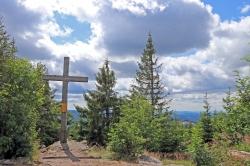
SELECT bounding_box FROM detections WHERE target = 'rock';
[40,145,48,153]
[139,155,162,166]
[0,159,15,165]
[41,148,47,153]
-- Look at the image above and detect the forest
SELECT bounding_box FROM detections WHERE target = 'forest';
[0,18,250,166]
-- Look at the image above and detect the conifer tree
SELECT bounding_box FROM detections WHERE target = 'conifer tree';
[132,33,170,114]
[200,92,213,143]
[77,60,120,146]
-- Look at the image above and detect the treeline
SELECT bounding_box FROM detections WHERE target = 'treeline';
[0,21,61,159]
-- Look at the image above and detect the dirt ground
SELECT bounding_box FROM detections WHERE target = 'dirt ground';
[37,140,162,166]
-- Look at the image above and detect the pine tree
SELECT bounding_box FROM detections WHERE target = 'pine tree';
[77,60,120,146]
[132,33,170,114]
[200,92,213,143]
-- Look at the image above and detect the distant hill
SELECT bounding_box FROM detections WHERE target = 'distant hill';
[69,110,201,122]
[173,111,201,122]
[69,110,80,120]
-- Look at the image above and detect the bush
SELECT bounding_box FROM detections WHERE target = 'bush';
[188,123,216,166]
[0,59,44,159]
[192,145,215,166]
[69,121,82,141]
[108,95,186,159]
[108,123,146,160]
[147,116,186,152]
[108,96,151,160]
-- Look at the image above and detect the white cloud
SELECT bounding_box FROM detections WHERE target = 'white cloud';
[241,4,250,14]
[17,0,106,62]
[39,20,73,37]
[36,37,105,61]
[171,91,227,111]
[160,56,231,93]
[18,0,101,21]
[98,0,219,56]
[193,16,250,73]
[109,0,167,15]
[157,16,250,95]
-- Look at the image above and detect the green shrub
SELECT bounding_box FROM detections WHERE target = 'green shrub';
[147,117,186,152]
[0,59,44,159]
[188,123,216,166]
[108,123,146,160]
[69,121,83,141]
[192,145,215,166]
[108,96,151,160]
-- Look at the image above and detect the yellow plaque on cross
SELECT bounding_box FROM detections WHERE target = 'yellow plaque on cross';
[61,102,67,112]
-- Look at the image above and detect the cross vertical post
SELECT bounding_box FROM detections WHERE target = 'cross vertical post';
[43,57,88,144]
[61,57,69,143]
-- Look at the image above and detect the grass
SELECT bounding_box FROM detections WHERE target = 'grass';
[86,146,197,166]
[235,142,250,153]
[86,147,138,161]
[87,146,114,160]
[162,159,195,166]
[31,140,40,162]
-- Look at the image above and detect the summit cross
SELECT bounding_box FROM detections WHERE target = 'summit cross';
[43,57,88,143]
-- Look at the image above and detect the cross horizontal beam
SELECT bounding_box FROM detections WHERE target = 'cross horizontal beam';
[43,75,88,82]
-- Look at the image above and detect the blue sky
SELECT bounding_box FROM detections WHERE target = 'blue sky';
[203,0,250,20]
[52,12,92,44]
[1,0,250,111]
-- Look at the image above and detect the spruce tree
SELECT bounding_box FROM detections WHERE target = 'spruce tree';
[132,33,170,114]
[77,60,120,146]
[200,92,213,143]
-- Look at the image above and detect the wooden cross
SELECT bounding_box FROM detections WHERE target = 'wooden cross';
[43,57,88,143]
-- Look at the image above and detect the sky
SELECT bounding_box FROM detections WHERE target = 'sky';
[1,0,250,112]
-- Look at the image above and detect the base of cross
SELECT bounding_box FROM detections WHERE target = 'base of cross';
[60,131,67,144]
[60,111,68,144]
[60,142,70,150]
